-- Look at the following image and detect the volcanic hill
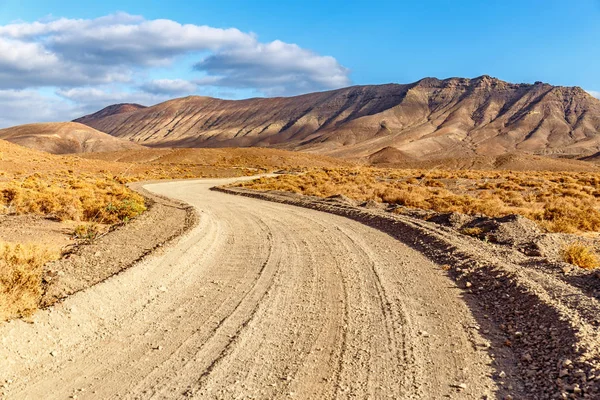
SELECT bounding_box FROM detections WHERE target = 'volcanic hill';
[75,76,600,161]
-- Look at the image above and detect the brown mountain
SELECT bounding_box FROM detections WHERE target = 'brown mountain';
[74,103,146,126]
[74,76,600,160]
[0,122,145,154]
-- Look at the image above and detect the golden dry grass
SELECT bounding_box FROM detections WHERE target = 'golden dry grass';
[0,173,146,224]
[562,242,600,269]
[0,242,59,320]
[239,167,600,233]
[72,223,101,241]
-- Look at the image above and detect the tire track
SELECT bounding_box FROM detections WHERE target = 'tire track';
[0,177,499,399]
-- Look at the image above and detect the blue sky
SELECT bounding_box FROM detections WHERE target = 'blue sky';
[0,0,598,127]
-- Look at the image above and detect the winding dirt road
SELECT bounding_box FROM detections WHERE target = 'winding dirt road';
[1,178,500,399]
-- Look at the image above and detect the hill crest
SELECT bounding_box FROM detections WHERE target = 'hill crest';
[74,76,600,160]
[0,122,145,154]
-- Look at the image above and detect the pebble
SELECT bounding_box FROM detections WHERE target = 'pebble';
[456,383,467,390]
[559,369,569,377]
[498,371,506,378]
[50,350,57,357]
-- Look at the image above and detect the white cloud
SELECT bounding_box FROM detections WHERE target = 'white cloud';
[0,13,348,94]
[0,90,80,127]
[195,40,350,96]
[587,90,600,99]
[0,87,174,128]
[139,79,197,95]
[56,87,170,112]
[0,36,131,89]
[0,13,351,126]
[0,13,251,65]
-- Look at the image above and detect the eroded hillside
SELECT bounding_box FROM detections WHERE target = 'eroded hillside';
[75,76,600,160]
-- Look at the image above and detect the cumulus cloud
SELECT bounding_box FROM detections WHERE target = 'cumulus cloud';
[587,90,600,99]
[139,79,197,95]
[0,36,131,89]
[0,13,349,94]
[0,13,251,67]
[0,13,350,126]
[195,40,350,96]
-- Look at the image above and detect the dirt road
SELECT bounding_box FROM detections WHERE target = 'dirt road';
[0,178,501,399]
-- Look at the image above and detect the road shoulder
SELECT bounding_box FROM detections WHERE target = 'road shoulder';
[40,182,198,307]
[214,185,600,399]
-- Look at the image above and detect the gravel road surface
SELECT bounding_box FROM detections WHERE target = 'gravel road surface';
[0,178,499,399]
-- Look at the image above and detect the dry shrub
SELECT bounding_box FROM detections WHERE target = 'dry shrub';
[538,198,600,233]
[423,179,445,187]
[0,175,146,224]
[73,223,101,241]
[239,167,600,234]
[561,242,599,270]
[0,242,59,321]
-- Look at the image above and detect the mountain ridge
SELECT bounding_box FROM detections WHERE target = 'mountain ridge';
[74,76,600,160]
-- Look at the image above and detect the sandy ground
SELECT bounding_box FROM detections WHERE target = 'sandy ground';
[0,177,507,399]
[0,215,80,254]
[41,182,196,308]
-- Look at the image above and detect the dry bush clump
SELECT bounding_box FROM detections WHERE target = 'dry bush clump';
[239,167,600,234]
[72,223,101,241]
[0,242,59,320]
[561,242,600,269]
[0,173,146,224]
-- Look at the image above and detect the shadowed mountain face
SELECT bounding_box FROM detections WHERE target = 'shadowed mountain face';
[0,122,145,154]
[74,76,600,160]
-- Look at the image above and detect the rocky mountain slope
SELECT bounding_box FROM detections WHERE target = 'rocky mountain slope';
[0,122,144,154]
[75,103,147,126]
[74,76,600,160]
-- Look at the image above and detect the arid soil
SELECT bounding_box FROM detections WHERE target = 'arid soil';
[0,139,349,320]
[40,182,197,307]
[216,186,600,399]
[77,146,352,170]
[75,76,600,160]
[0,122,143,154]
[0,177,516,399]
[369,151,600,172]
[0,215,80,255]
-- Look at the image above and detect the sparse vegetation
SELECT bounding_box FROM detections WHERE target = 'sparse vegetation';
[562,242,600,270]
[0,141,352,321]
[0,242,59,320]
[0,173,146,224]
[238,167,600,233]
[73,223,101,241]
[460,227,484,237]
